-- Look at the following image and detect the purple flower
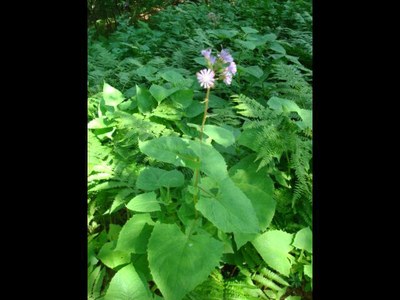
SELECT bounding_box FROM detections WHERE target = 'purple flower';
[227,61,237,75]
[201,48,212,59]
[210,56,216,65]
[201,48,216,65]
[196,68,215,89]
[219,49,234,63]
[223,69,233,85]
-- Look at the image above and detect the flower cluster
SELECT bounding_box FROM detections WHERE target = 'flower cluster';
[196,48,237,89]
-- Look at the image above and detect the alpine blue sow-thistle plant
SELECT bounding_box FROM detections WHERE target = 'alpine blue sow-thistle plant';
[193,48,237,212]
[196,48,237,140]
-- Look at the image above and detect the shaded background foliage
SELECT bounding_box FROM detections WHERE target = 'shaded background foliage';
[88,0,312,299]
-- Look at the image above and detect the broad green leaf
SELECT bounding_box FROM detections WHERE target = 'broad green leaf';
[237,128,259,152]
[241,26,259,34]
[268,97,312,129]
[88,117,115,129]
[304,264,312,279]
[148,223,224,300]
[242,66,264,78]
[136,65,157,77]
[170,89,193,108]
[268,96,301,113]
[207,29,239,39]
[184,100,204,117]
[229,154,274,192]
[97,241,130,269]
[229,155,276,247]
[115,214,154,254]
[187,140,228,181]
[292,227,312,253]
[263,33,277,42]
[136,167,185,191]
[136,85,157,113]
[297,108,312,129]
[285,296,301,300]
[104,264,152,300]
[139,136,199,170]
[208,94,227,108]
[252,230,294,276]
[126,192,161,212]
[245,34,270,46]
[139,137,228,181]
[270,42,286,54]
[103,82,124,107]
[202,125,235,148]
[149,84,179,103]
[161,70,185,85]
[218,231,234,254]
[235,39,256,50]
[196,177,259,234]
[107,224,122,241]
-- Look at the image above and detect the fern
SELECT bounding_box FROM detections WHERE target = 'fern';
[88,130,112,175]
[209,105,243,128]
[260,267,290,287]
[290,139,312,208]
[185,269,266,300]
[231,94,270,119]
[232,93,312,226]
[271,63,312,109]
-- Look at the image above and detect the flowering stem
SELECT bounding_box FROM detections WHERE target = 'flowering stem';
[199,87,210,142]
[193,87,210,219]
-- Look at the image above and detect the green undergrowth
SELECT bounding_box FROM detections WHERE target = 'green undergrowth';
[88,0,312,299]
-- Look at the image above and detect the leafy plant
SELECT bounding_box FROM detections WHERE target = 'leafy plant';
[88,0,312,299]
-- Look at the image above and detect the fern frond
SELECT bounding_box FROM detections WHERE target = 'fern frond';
[260,267,290,287]
[209,105,243,127]
[272,63,312,109]
[290,139,312,208]
[231,94,270,119]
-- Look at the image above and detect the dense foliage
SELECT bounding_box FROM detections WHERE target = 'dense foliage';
[88,0,312,299]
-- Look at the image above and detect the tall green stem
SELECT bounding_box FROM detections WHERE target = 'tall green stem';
[193,87,210,219]
[199,87,210,142]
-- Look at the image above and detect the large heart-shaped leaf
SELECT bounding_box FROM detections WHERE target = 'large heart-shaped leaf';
[148,223,224,300]
[103,82,124,107]
[126,192,161,212]
[196,176,259,234]
[203,125,235,148]
[115,214,154,254]
[241,26,259,34]
[139,136,228,181]
[104,264,152,300]
[242,66,264,78]
[269,41,286,54]
[229,155,276,247]
[136,167,185,191]
[252,230,294,276]
[170,89,193,108]
[149,84,179,103]
[229,155,275,230]
[292,227,312,253]
[97,242,130,269]
[136,85,157,113]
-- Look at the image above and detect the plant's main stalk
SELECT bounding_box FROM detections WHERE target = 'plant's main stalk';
[192,48,236,220]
